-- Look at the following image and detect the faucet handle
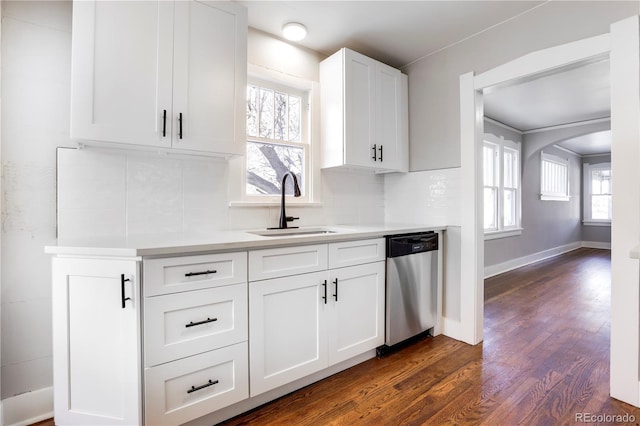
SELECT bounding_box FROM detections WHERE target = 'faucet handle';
[286,216,300,222]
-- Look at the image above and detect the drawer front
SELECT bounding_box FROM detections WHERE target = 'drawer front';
[144,284,247,367]
[249,244,328,281]
[328,238,385,269]
[144,342,248,426]
[144,252,247,296]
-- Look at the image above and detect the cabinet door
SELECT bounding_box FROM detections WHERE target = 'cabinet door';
[344,49,376,168]
[52,257,141,425]
[70,0,173,148]
[172,1,247,154]
[375,62,403,171]
[249,271,328,396]
[328,262,385,365]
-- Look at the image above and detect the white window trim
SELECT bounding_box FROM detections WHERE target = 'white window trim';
[483,133,522,239]
[582,162,611,226]
[229,64,321,206]
[540,152,571,201]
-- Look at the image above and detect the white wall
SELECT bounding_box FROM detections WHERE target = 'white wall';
[1,0,73,403]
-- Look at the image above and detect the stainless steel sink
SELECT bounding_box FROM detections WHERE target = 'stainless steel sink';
[248,227,344,237]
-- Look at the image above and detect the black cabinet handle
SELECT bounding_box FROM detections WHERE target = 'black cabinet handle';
[185,317,217,328]
[379,145,383,162]
[322,280,327,304]
[121,274,131,309]
[371,144,377,161]
[333,278,339,302]
[185,270,217,277]
[162,110,167,137]
[178,112,183,139]
[187,379,218,394]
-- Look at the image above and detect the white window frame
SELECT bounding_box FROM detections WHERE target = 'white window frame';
[540,152,570,201]
[483,134,522,240]
[583,162,611,226]
[230,64,321,207]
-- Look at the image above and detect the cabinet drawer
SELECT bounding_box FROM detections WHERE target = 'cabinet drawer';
[328,238,385,269]
[144,283,247,367]
[144,252,247,296]
[249,244,328,281]
[144,342,248,426]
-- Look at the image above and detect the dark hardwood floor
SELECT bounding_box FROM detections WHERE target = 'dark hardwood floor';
[219,248,640,425]
[36,248,640,425]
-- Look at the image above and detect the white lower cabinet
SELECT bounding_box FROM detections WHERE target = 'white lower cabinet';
[328,262,385,365]
[144,342,248,426]
[249,239,386,397]
[249,271,329,396]
[51,238,387,425]
[52,258,142,426]
[52,252,248,426]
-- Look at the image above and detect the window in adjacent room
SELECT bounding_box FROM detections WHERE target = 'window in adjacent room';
[583,162,611,225]
[245,77,310,201]
[540,152,570,201]
[483,134,522,239]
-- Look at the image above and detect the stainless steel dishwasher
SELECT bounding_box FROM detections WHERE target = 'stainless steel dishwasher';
[381,232,438,351]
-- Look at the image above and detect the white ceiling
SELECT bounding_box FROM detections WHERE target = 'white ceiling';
[483,59,611,154]
[240,1,611,155]
[239,1,544,68]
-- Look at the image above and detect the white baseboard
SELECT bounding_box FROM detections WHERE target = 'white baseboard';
[484,241,582,278]
[582,240,612,249]
[2,387,53,426]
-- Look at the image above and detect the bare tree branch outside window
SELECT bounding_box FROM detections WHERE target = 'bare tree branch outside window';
[246,82,306,196]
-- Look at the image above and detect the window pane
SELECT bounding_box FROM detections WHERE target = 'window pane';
[591,169,611,195]
[483,145,496,186]
[259,88,274,138]
[503,149,517,189]
[289,95,301,142]
[592,194,612,220]
[274,92,288,140]
[503,189,516,227]
[247,85,258,137]
[541,158,569,196]
[484,187,497,230]
[246,141,304,196]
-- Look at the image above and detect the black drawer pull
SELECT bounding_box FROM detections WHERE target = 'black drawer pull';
[162,109,167,137]
[378,144,383,162]
[333,278,339,302]
[121,274,131,309]
[185,270,217,277]
[321,280,327,304]
[371,144,377,161]
[185,317,218,328]
[187,379,218,394]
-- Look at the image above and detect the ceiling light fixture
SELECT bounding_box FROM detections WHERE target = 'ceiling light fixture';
[282,22,307,41]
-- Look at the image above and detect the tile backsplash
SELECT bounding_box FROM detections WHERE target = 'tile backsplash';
[56,148,387,239]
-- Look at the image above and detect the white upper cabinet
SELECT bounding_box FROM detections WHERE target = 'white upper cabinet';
[320,48,408,173]
[70,0,247,156]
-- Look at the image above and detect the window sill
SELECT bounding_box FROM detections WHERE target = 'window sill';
[540,195,571,201]
[484,228,523,240]
[582,220,611,227]
[229,201,323,208]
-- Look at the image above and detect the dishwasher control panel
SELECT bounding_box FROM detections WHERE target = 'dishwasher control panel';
[387,232,438,257]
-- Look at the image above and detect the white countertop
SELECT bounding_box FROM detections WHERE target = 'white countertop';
[45,223,447,258]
